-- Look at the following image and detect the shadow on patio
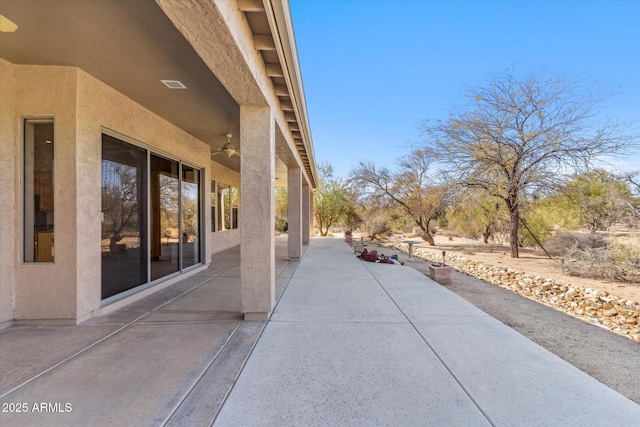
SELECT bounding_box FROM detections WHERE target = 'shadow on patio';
[0,236,297,427]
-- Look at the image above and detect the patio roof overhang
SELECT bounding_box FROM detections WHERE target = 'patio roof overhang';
[0,0,317,187]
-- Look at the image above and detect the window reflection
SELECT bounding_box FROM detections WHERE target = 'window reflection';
[215,183,238,231]
[150,155,180,281]
[101,135,147,298]
[182,166,200,268]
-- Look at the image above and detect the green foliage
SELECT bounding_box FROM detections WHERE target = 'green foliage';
[341,198,363,231]
[446,191,508,243]
[314,162,355,236]
[275,187,288,220]
[364,215,392,240]
[518,201,556,248]
[388,211,413,232]
[275,218,288,233]
[564,170,634,232]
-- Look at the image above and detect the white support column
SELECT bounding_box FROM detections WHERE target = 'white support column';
[302,182,310,244]
[287,167,302,259]
[240,106,275,320]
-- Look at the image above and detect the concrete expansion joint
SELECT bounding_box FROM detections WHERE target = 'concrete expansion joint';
[208,322,270,426]
[161,322,244,426]
[361,262,497,426]
[0,263,240,401]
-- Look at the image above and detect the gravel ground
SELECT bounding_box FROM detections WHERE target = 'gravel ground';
[368,243,640,405]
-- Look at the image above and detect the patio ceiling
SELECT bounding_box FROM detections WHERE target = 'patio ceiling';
[0,0,315,186]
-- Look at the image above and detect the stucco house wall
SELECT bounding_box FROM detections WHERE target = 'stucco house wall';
[0,59,17,325]
[9,64,79,322]
[1,61,215,323]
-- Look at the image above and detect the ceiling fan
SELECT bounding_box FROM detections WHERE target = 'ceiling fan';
[211,133,240,158]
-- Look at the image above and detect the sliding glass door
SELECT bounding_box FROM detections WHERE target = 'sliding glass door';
[101,134,202,300]
[101,135,148,299]
[182,166,201,268]
[150,155,180,281]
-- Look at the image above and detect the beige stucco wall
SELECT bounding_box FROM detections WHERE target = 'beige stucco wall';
[2,62,213,322]
[0,59,17,325]
[209,161,241,254]
[8,65,80,321]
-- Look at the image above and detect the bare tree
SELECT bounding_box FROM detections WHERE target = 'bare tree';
[622,171,640,194]
[350,150,449,245]
[424,73,636,257]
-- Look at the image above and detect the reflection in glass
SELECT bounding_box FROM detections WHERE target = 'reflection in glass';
[211,180,217,231]
[24,119,55,262]
[151,155,180,281]
[101,135,147,299]
[182,166,200,268]
[231,187,239,229]
[218,184,230,230]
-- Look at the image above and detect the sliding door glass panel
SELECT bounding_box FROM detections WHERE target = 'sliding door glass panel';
[101,135,147,299]
[150,155,180,281]
[182,166,200,268]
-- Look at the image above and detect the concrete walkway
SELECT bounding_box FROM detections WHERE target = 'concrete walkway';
[1,237,639,426]
[214,238,640,426]
[0,239,295,427]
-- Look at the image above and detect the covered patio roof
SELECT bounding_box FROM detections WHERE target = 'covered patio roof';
[0,0,316,186]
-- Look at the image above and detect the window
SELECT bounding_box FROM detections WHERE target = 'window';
[211,180,217,231]
[23,119,55,262]
[215,183,239,231]
[231,187,239,230]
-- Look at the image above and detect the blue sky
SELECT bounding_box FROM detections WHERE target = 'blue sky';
[290,0,640,179]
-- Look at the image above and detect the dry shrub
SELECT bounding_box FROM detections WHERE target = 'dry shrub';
[364,217,392,241]
[544,233,606,257]
[548,233,640,283]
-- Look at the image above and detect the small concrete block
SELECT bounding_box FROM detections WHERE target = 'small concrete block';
[428,264,453,285]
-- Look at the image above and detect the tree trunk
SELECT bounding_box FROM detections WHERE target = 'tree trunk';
[422,232,435,246]
[417,217,435,246]
[509,206,519,258]
[482,225,491,244]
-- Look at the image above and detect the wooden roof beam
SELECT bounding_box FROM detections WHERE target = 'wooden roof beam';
[238,0,265,12]
[254,35,276,51]
[265,63,284,77]
[285,112,297,122]
[274,85,289,96]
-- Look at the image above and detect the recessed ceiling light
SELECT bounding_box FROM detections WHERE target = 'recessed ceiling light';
[161,80,187,89]
[0,14,18,32]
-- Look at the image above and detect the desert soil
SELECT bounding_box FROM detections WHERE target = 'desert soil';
[383,233,640,304]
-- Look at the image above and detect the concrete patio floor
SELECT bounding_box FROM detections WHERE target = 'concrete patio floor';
[1,237,639,426]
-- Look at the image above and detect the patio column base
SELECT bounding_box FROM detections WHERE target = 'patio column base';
[244,311,271,321]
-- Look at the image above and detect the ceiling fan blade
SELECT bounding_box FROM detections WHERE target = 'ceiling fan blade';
[211,152,223,158]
